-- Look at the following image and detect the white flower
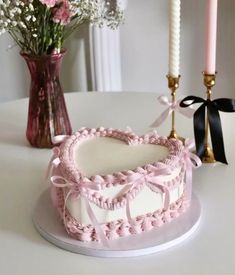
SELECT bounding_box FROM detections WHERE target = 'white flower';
[25,15,31,21]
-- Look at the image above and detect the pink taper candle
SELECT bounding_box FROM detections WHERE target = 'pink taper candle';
[205,0,218,74]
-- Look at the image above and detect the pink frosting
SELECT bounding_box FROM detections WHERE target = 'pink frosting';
[48,127,200,243]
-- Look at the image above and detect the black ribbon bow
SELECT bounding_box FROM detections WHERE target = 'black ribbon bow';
[180,96,235,164]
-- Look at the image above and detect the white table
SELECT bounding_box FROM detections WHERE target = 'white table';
[0,92,234,275]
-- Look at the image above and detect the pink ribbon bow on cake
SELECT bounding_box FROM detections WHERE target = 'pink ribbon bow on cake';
[50,175,110,246]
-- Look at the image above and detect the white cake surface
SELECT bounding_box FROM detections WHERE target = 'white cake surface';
[74,137,169,177]
[66,137,184,224]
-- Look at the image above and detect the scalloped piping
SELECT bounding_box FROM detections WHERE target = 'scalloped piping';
[53,187,188,242]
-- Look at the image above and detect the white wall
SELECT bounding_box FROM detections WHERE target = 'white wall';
[1,0,235,102]
[120,0,235,98]
[0,35,29,102]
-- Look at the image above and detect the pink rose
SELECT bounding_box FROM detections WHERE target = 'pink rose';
[52,0,71,25]
[39,0,57,7]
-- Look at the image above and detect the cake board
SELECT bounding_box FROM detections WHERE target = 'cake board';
[33,189,202,258]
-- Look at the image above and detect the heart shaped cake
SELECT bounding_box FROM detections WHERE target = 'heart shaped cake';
[48,127,200,243]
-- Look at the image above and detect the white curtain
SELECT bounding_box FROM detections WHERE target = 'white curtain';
[89,0,128,92]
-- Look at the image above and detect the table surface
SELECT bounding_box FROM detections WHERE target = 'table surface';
[0,92,234,275]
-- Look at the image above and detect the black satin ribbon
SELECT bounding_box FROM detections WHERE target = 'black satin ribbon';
[180,96,235,164]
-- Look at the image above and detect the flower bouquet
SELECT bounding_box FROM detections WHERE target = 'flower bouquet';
[0,0,123,55]
[0,0,124,148]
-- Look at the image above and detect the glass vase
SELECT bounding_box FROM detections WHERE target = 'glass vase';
[21,50,72,148]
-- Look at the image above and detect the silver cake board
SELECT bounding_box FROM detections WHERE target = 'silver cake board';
[33,189,202,258]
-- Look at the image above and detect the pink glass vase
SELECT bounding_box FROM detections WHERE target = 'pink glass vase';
[21,50,72,148]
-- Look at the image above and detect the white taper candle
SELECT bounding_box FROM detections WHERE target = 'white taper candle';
[169,0,181,77]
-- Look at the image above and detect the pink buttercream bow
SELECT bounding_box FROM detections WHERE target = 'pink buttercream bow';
[50,175,109,246]
[150,95,195,128]
[122,165,173,222]
[182,139,202,202]
[45,147,61,182]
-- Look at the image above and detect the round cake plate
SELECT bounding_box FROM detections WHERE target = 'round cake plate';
[33,189,202,258]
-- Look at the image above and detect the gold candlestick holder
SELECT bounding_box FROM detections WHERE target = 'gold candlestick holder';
[202,73,216,163]
[167,75,184,141]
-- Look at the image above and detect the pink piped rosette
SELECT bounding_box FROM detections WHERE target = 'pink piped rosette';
[47,127,201,245]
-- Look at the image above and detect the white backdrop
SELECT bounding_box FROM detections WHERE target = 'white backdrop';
[1,0,235,102]
[120,0,235,98]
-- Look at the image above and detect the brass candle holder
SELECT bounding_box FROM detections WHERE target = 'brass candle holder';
[167,75,184,141]
[202,73,216,163]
